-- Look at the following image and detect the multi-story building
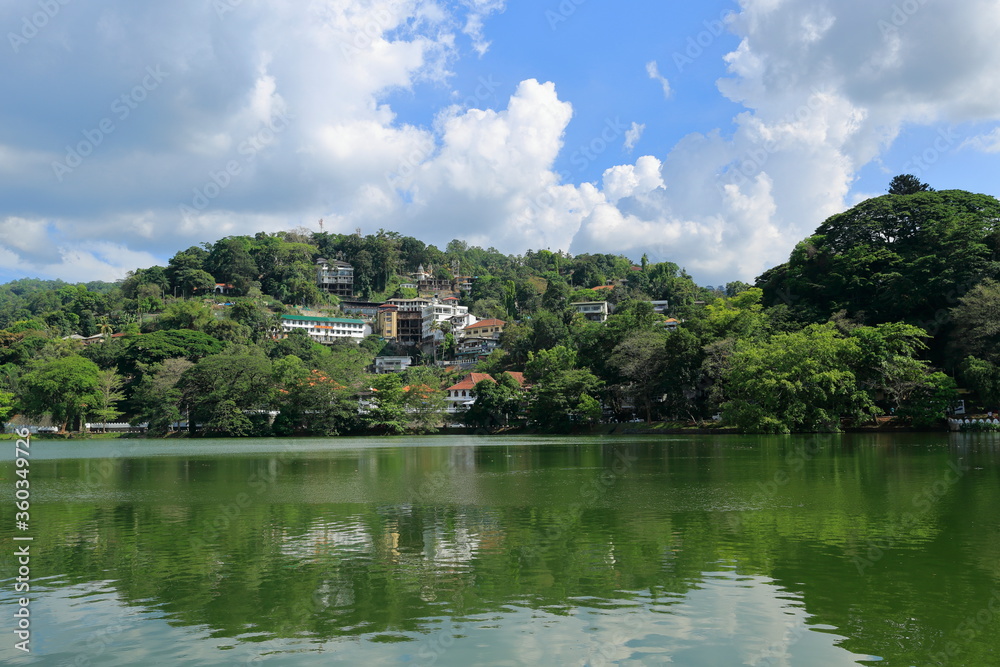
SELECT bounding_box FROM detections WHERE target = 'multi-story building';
[339,301,381,318]
[572,301,612,323]
[455,336,501,363]
[374,356,413,374]
[280,315,369,344]
[387,297,432,312]
[650,300,670,315]
[463,318,505,339]
[396,311,424,345]
[444,371,530,413]
[376,304,398,339]
[423,298,472,337]
[316,258,354,297]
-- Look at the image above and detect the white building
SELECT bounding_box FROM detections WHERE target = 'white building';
[422,297,475,341]
[573,301,612,323]
[280,315,370,344]
[374,356,414,374]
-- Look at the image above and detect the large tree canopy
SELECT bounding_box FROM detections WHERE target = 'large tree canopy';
[757,190,1000,330]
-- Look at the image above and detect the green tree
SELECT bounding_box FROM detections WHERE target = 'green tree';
[722,324,879,433]
[526,346,604,430]
[949,279,1000,364]
[888,174,933,195]
[205,237,259,286]
[180,350,274,436]
[272,357,357,436]
[19,355,102,432]
[121,330,224,378]
[156,299,215,331]
[0,390,13,422]
[894,372,958,427]
[464,374,523,430]
[525,345,578,383]
[130,358,193,435]
[528,368,604,430]
[609,330,669,422]
[757,190,1000,334]
[849,322,933,410]
[91,369,126,424]
[364,373,408,434]
[960,356,1000,409]
[660,327,708,421]
[401,371,449,434]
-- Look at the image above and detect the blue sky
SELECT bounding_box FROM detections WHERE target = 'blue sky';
[1,0,999,286]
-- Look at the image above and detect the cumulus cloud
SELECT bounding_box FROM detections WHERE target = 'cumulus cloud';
[3,0,1000,285]
[570,0,1000,281]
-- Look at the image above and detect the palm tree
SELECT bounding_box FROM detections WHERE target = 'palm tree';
[97,316,114,338]
[428,320,452,363]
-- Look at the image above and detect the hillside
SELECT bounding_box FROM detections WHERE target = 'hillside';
[3,185,1000,435]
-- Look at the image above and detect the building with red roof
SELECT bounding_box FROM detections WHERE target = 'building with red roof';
[444,373,496,411]
[463,318,506,339]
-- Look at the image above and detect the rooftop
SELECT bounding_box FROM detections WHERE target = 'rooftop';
[446,373,496,391]
[281,315,364,324]
[465,318,506,329]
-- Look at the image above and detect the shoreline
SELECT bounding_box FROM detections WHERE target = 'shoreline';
[6,420,962,440]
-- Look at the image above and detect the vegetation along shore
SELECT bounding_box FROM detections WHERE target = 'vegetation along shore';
[3,177,999,437]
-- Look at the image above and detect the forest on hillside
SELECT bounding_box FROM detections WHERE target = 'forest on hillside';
[3,178,1000,435]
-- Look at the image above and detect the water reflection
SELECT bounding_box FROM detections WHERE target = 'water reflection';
[1,434,998,665]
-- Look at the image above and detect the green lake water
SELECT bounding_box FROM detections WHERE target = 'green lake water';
[1,433,999,666]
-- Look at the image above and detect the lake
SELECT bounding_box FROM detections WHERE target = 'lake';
[2,433,998,665]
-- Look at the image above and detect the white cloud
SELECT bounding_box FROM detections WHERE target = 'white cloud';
[571,0,1000,282]
[646,60,672,99]
[4,0,1000,286]
[623,122,645,153]
[961,127,1000,153]
[460,0,506,56]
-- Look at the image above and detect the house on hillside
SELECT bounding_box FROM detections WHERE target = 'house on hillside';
[444,371,530,413]
[316,258,354,297]
[573,301,612,323]
[444,373,496,412]
[280,315,369,344]
[463,318,505,339]
[374,356,413,374]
